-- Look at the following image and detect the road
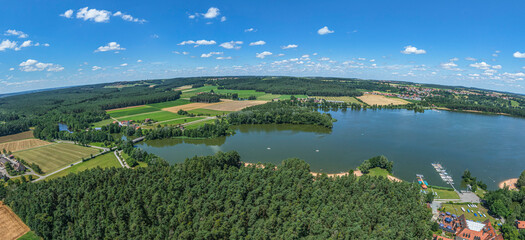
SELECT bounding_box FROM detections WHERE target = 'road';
[114,150,130,169]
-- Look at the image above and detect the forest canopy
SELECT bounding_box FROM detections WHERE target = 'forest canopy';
[3,151,433,239]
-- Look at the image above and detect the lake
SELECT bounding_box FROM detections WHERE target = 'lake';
[136,109,525,189]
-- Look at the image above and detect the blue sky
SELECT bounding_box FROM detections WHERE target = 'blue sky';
[1,0,525,94]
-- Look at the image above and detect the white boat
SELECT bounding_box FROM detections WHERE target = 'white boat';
[461,207,465,212]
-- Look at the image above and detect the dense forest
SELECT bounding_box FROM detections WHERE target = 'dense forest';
[2,151,433,239]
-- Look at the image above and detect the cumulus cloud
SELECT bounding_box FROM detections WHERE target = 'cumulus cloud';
[0,39,17,51]
[281,44,298,49]
[203,7,220,18]
[441,61,460,71]
[178,40,216,46]
[401,45,426,54]
[220,16,227,22]
[465,57,477,61]
[19,59,64,72]
[137,59,142,63]
[514,51,525,58]
[256,51,272,59]
[5,29,28,38]
[219,41,243,49]
[469,62,491,70]
[62,7,145,23]
[92,66,102,71]
[60,9,74,18]
[216,56,232,60]
[95,42,125,52]
[244,28,256,32]
[317,26,334,35]
[201,52,223,58]
[14,40,32,51]
[120,63,128,67]
[249,40,266,46]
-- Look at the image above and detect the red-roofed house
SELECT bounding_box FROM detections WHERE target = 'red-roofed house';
[517,220,525,230]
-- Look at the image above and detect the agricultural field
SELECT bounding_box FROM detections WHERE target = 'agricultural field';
[0,139,51,152]
[116,111,183,122]
[203,100,267,111]
[313,96,362,104]
[91,118,115,128]
[17,231,40,240]
[430,187,460,199]
[357,94,409,106]
[0,202,30,240]
[107,105,159,118]
[188,108,230,116]
[185,119,217,129]
[256,93,281,101]
[441,203,498,224]
[174,85,193,91]
[511,100,520,107]
[147,99,190,109]
[159,117,205,126]
[162,102,222,113]
[0,131,34,144]
[13,143,100,174]
[46,153,121,180]
[279,94,308,100]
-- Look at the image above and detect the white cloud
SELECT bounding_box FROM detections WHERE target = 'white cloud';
[76,7,111,22]
[9,68,14,71]
[5,29,28,38]
[92,66,102,71]
[281,44,298,49]
[221,16,227,22]
[203,7,220,18]
[60,9,74,18]
[449,57,459,62]
[465,57,477,61]
[188,14,196,19]
[244,28,256,32]
[120,63,128,67]
[219,41,243,49]
[95,42,125,52]
[401,45,426,54]
[319,57,330,61]
[514,51,525,58]
[317,26,334,35]
[249,40,266,46]
[0,39,17,51]
[276,53,285,57]
[469,62,491,70]
[201,52,223,58]
[492,65,502,69]
[178,40,216,46]
[19,59,64,72]
[137,59,142,63]
[256,51,272,59]
[113,11,146,23]
[216,56,232,60]
[14,40,32,51]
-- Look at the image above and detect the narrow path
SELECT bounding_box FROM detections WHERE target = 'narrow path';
[33,160,83,182]
[114,150,130,169]
[182,116,216,126]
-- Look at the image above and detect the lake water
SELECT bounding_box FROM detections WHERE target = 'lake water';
[136,109,525,189]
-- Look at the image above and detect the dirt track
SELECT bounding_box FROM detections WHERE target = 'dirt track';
[0,202,30,240]
[357,94,409,106]
[203,100,267,111]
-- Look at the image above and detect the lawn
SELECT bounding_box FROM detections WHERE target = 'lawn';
[161,117,205,126]
[18,231,41,240]
[91,118,115,128]
[279,94,308,100]
[116,111,183,122]
[257,93,281,101]
[367,167,390,177]
[107,105,159,118]
[511,100,520,107]
[13,143,100,174]
[441,203,499,224]
[147,99,191,109]
[46,152,121,180]
[0,131,34,144]
[430,187,460,199]
[313,96,362,104]
[188,108,231,116]
[185,119,217,129]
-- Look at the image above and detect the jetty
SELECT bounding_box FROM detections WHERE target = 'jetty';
[431,163,457,191]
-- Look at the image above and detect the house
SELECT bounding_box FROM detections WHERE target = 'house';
[13,161,26,172]
[437,212,503,240]
[433,234,454,240]
[0,157,9,168]
[516,220,525,230]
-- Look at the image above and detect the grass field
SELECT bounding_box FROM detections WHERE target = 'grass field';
[185,119,217,129]
[0,202,30,240]
[180,85,281,100]
[257,93,281,101]
[9,175,38,182]
[313,96,362,104]
[160,117,205,126]
[441,203,498,224]
[511,100,520,107]
[367,167,390,177]
[430,187,460,199]
[279,94,308,100]
[203,100,267,111]
[91,118,115,127]
[13,143,100,174]
[107,105,158,118]
[188,108,230,116]
[147,99,191,109]
[357,94,409,106]
[17,231,40,240]
[46,153,121,180]
[116,111,183,122]
[0,131,34,144]
[0,139,51,152]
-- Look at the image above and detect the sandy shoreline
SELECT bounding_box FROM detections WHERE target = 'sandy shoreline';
[244,162,402,182]
[499,178,518,190]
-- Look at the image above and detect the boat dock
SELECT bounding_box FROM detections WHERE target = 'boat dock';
[432,163,457,191]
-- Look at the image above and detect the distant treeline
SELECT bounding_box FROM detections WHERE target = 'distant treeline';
[422,93,525,117]
[2,151,433,239]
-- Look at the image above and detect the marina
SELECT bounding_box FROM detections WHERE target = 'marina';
[432,163,457,191]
